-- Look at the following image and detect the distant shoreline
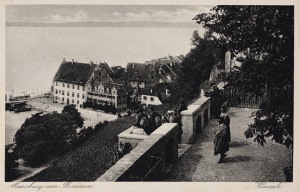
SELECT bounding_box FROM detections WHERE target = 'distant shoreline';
[6,21,200,28]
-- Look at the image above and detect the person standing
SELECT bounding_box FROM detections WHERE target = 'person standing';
[134,108,148,127]
[214,106,231,163]
[149,107,162,131]
[177,99,187,143]
[168,111,183,143]
[219,106,231,143]
[177,99,188,116]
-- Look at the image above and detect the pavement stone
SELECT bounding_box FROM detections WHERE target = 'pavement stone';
[165,107,292,182]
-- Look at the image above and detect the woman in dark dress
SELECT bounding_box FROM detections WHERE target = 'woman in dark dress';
[214,107,231,163]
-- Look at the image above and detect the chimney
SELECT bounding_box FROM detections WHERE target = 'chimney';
[90,61,93,65]
[72,59,74,64]
[63,58,66,63]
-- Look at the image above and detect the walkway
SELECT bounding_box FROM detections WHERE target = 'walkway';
[165,107,292,182]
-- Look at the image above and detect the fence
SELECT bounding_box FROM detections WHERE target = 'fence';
[221,88,263,109]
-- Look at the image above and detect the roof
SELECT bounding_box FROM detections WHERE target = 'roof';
[121,63,157,82]
[139,87,158,96]
[99,62,114,76]
[103,83,126,91]
[54,61,97,86]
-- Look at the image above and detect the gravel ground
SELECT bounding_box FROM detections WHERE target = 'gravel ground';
[165,107,292,182]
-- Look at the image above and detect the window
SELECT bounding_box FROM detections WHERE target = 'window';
[62,83,65,87]
[59,90,61,94]
[56,82,58,86]
[77,85,80,90]
[72,85,75,89]
[67,91,69,96]
[143,96,147,100]
[150,97,154,101]
[67,84,70,88]
[72,99,74,104]
[72,92,74,97]
[77,100,79,104]
[82,94,85,99]
[62,90,64,95]
[55,89,58,94]
[83,87,85,91]
[62,97,64,101]
[77,93,79,98]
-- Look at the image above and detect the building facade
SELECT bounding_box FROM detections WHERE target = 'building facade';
[87,83,127,113]
[53,60,97,107]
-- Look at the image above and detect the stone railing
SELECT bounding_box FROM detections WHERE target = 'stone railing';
[117,126,149,151]
[97,123,178,181]
[181,96,211,144]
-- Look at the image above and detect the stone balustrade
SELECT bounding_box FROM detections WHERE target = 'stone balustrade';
[181,96,211,144]
[97,123,178,181]
[118,126,149,151]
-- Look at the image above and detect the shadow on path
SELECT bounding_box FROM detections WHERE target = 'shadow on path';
[229,141,250,148]
[223,155,252,163]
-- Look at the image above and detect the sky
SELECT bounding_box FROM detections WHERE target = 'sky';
[6,5,213,23]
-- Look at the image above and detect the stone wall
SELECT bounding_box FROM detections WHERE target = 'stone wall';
[181,96,211,144]
[97,123,178,181]
[118,126,149,150]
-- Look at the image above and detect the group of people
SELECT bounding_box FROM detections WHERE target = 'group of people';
[214,106,231,164]
[134,100,188,143]
[133,100,231,164]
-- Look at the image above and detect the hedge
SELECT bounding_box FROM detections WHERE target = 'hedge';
[25,116,136,181]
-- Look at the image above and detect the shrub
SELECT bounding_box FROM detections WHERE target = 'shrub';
[25,116,136,181]
[14,111,80,167]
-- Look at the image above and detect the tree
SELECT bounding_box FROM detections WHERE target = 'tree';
[14,111,80,166]
[170,31,225,103]
[193,6,293,148]
[62,104,84,128]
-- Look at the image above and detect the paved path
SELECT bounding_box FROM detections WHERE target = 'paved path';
[165,107,292,182]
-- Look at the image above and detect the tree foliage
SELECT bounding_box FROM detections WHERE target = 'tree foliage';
[14,110,80,166]
[170,31,225,103]
[194,6,294,148]
[62,104,84,128]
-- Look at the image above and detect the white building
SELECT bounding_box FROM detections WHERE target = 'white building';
[53,60,97,108]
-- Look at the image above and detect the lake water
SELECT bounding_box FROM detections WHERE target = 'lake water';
[6,26,205,96]
[5,110,38,145]
[5,26,204,144]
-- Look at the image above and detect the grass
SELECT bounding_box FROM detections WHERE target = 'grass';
[24,116,136,181]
